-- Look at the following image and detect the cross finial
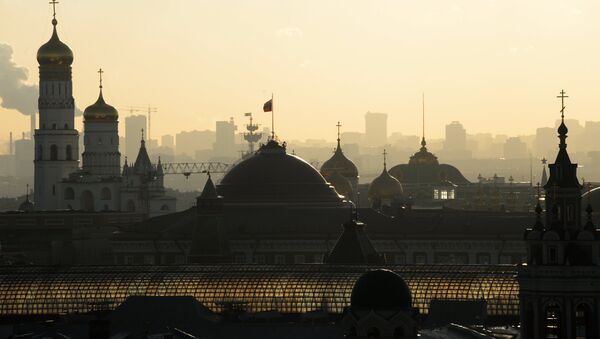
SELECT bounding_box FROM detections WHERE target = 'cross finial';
[557,89,568,121]
[49,0,59,19]
[336,121,342,141]
[383,149,388,168]
[141,128,145,141]
[98,68,104,89]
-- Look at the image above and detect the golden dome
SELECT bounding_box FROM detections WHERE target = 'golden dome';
[369,166,403,200]
[84,90,118,121]
[37,20,73,66]
[320,140,359,178]
[327,170,353,198]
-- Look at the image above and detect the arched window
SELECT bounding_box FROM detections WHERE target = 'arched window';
[50,145,58,160]
[101,187,111,200]
[367,327,380,339]
[52,123,56,130]
[66,145,72,160]
[545,303,561,339]
[575,303,594,339]
[127,200,135,212]
[64,123,68,129]
[38,145,43,160]
[52,185,56,196]
[81,191,95,212]
[64,187,75,200]
[161,204,169,211]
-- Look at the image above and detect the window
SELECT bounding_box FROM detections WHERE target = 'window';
[127,200,135,212]
[161,204,169,211]
[433,189,439,199]
[477,253,491,265]
[575,304,591,339]
[294,255,305,264]
[64,187,75,200]
[548,246,558,264]
[449,189,455,199]
[52,185,56,196]
[234,254,246,263]
[38,145,43,160]
[545,304,561,339]
[143,255,155,265]
[441,190,448,199]
[414,252,427,264]
[66,145,72,160]
[64,123,68,129]
[394,253,406,264]
[254,254,266,264]
[50,144,58,160]
[274,255,285,265]
[52,123,56,130]
[100,187,111,200]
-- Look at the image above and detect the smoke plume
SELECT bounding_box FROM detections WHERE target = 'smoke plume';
[0,43,82,117]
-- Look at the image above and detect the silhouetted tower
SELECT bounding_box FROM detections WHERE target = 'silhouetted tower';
[519,90,600,339]
[34,1,79,210]
[243,113,262,155]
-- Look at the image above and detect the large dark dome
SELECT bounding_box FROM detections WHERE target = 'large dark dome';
[217,140,343,203]
[37,21,73,66]
[351,269,412,311]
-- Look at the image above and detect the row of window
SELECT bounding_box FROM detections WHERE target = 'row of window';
[38,144,73,161]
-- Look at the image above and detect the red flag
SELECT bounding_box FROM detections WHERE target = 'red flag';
[263,99,272,112]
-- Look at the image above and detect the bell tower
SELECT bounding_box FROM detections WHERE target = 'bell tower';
[34,1,79,210]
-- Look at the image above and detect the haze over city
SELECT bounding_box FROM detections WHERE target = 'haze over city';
[2,0,600,143]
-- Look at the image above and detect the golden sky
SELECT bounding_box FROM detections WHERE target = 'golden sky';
[1,0,600,145]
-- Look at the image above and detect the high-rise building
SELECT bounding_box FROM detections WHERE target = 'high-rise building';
[176,130,215,158]
[444,121,466,151]
[365,112,387,147]
[161,134,174,148]
[535,127,555,158]
[214,119,237,158]
[503,137,528,159]
[125,115,147,161]
[34,12,79,210]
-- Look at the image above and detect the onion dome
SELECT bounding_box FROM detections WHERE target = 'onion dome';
[369,153,403,200]
[327,170,353,198]
[351,269,412,312]
[84,70,118,121]
[320,141,358,179]
[217,139,343,203]
[37,19,73,66]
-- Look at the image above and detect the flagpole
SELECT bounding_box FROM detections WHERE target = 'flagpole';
[271,93,275,140]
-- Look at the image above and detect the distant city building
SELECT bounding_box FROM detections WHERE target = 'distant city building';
[503,137,528,159]
[535,127,555,158]
[214,118,237,158]
[365,112,387,147]
[441,121,471,159]
[176,130,215,157]
[161,134,175,148]
[125,114,147,161]
[14,134,33,178]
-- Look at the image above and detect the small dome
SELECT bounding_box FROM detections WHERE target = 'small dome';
[320,142,359,178]
[84,91,118,121]
[408,138,439,166]
[351,269,412,311]
[37,22,73,66]
[327,170,353,198]
[369,167,403,200]
[217,140,343,203]
[18,198,34,212]
[558,121,568,136]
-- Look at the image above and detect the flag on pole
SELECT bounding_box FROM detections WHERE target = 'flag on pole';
[244,112,252,117]
[263,99,273,112]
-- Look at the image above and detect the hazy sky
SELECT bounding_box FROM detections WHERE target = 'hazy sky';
[1,0,600,145]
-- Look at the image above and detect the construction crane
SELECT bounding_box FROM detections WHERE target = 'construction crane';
[121,106,146,116]
[146,105,158,141]
[162,162,231,179]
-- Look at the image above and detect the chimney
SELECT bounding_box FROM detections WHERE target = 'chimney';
[9,132,13,155]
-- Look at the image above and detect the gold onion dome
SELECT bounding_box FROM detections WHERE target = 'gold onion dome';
[37,19,73,66]
[328,170,353,198]
[321,140,358,178]
[369,164,403,200]
[84,90,118,121]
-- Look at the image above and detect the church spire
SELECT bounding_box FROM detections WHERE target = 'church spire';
[420,93,427,149]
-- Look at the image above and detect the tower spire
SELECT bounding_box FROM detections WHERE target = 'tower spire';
[336,121,342,148]
[421,92,427,149]
[383,149,387,170]
[98,68,104,90]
